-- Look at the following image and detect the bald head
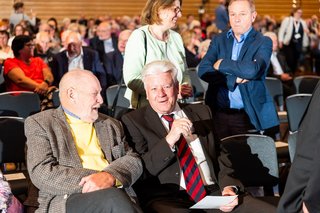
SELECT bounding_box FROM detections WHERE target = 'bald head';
[59,70,103,123]
[97,21,111,40]
[118,29,132,53]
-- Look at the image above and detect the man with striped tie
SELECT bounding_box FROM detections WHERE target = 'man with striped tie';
[122,60,276,212]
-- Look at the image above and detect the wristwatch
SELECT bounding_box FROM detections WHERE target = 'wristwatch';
[44,79,51,85]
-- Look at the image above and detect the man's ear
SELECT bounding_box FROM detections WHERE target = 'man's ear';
[67,87,76,103]
[252,11,257,23]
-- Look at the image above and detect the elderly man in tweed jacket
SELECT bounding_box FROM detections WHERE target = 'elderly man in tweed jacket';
[25,69,142,213]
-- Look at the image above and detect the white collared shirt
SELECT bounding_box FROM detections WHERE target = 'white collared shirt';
[67,48,84,71]
[103,38,114,54]
[159,104,215,189]
[270,52,284,76]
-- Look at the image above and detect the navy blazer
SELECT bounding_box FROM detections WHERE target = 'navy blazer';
[105,50,123,86]
[198,29,279,130]
[49,47,107,89]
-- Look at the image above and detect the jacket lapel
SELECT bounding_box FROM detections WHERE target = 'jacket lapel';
[144,105,168,139]
[94,118,112,162]
[238,30,256,60]
[83,49,93,71]
[53,107,83,167]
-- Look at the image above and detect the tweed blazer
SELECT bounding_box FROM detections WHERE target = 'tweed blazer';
[25,107,142,213]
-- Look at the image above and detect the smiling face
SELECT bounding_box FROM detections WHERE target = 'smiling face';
[145,71,179,114]
[228,0,256,39]
[73,74,103,123]
[158,0,182,29]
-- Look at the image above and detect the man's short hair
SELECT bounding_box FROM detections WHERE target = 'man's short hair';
[141,60,178,84]
[13,2,24,11]
[228,0,256,12]
[12,35,32,57]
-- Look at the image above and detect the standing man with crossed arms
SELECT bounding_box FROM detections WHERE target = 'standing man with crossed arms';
[198,0,279,140]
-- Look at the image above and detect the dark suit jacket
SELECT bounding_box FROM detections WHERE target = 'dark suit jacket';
[277,83,320,213]
[198,29,279,131]
[122,104,243,204]
[89,34,118,65]
[49,47,107,89]
[105,50,123,86]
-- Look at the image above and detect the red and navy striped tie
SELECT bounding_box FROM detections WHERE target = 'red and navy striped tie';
[162,114,207,202]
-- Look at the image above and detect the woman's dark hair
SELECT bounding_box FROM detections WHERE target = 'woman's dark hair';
[11,35,32,57]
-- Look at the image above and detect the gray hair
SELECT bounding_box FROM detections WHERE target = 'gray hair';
[141,60,178,85]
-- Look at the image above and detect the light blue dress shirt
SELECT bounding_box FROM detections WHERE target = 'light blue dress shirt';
[226,28,252,109]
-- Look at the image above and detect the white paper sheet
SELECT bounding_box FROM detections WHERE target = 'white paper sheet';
[190,195,238,209]
[4,173,26,181]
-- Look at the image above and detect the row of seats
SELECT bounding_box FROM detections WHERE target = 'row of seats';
[0,76,314,203]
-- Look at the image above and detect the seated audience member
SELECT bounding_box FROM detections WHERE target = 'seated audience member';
[277,81,320,213]
[122,60,277,213]
[34,31,55,64]
[0,170,24,213]
[0,30,14,65]
[59,29,71,52]
[26,69,143,213]
[38,23,60,54]
[8,24,25,46]
[3,35,54,95]
[90,21,118,64]
[105,29,132,86]
[264,32,295,98]
[181,29,201,68]
[49,31,106,90]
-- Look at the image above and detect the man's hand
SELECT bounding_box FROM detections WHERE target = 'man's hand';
[280,73,292,81]
[236,77,249,84]
[165,118,193,148]
[79,172,116,193]
[213,59,223,70]
[303,202,309,213]
[219,186,238,212]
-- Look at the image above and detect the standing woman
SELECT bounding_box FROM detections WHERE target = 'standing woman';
[123,0,192,108]
[278,7,309,74]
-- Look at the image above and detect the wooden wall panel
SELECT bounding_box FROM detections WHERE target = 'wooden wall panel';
[0,0,319,26]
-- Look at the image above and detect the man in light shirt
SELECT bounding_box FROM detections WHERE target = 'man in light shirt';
[25,69,142,213]
[264,31,295,98]
[49,32,106,90]
[122,60,276,212]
